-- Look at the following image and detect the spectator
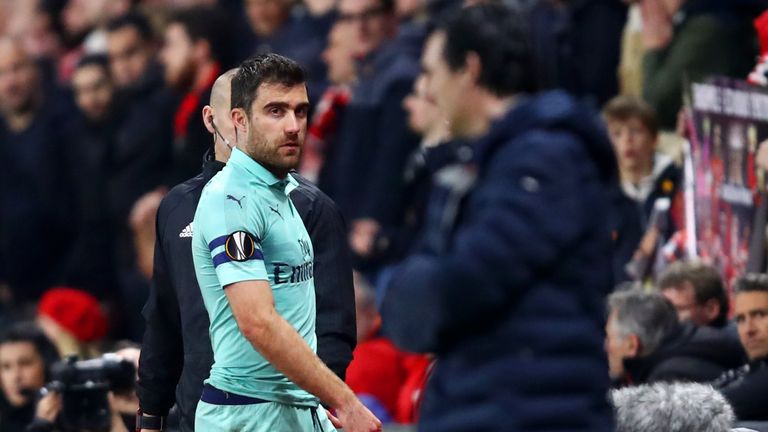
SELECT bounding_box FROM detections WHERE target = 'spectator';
[612,382,735,432]
[658,261,731,328]
[159,6,226,181]
[603,95,681,280]
[640,0,758,130]
[526,0,629,107]
[349,72,458,268]
[606,288,744,386]
[345,273,431,424]
[299,21,357,185]
[328,0,421,232]
[106,11,175,340]
[381,4,615,431]
[63,54,120,298]
[243,0,334,103]
[714,273,768,421]
[36,287,108,359]
[0,36,75,303]
[0,322,59,432]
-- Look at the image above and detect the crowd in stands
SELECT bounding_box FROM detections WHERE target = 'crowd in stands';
[0,0,767,430]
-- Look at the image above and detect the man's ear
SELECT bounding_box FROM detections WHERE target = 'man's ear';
[202,105,214,134]
[464,52,482,86]
[703,298,721,323]
[231,107,248,139]
[626,333,641,358]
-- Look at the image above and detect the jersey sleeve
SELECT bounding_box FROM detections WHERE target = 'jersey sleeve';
[196,188,269,287]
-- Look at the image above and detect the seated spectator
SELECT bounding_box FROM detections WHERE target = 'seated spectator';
[0,322,59,431]
[345,273,431,424]
[612,382,735,432]
[714,273,768,421]
[606,288,744,386]
[639,0,758,130]
[658,261,732,328]
[603,95,681,280]
[36,287,108,359]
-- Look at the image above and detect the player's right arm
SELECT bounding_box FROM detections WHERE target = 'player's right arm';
[225,281,381,432]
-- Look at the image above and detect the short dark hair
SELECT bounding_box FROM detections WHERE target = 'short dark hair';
[166,6,226,62]
[658,261,729,327]
[106,11,154,41]
[0,322,60,379]
[231,54,306,117]
[602,95,659,136]
[435,2,534,97]
[76,53,109,72]
[734,273,768,294]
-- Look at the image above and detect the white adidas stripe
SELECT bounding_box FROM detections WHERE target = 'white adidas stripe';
[179,222,194,238]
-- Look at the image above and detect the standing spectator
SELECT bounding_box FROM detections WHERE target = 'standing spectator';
[714,273,768,421]
[640,0,758,130]
[0,322,59,432]
[299,21,357,185]
[159,6,226,182]
[606,288,744,386]
[381,4,616,431]
[244,0,335,103]
[106,11,175,339]
[329,0,421,229]
[63,54,120,298]
[603,95,680,280]
[0,37,74,303]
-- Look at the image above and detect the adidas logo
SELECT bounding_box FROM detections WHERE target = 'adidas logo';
[179,222,193,238]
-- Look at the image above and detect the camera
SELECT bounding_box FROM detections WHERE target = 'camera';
[47,354,135,432]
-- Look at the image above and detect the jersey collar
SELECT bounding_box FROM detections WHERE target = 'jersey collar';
[229,147,298,192]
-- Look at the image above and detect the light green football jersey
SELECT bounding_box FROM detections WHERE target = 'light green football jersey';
[192,147,317,407]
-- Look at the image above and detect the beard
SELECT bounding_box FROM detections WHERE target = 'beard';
[245,128,302,177]
[167,59,196,92]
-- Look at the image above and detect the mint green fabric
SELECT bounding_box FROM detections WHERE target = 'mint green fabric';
[192,147,317,407]
[195,400,337,432]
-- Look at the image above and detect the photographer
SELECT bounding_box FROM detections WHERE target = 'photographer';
[26,348,139,432]
[0,322,59,431]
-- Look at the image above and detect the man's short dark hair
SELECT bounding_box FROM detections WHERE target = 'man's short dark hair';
[658,261,729,327]
[603,95,660,137]
[435,2,534,97]
[734,273,768,294]
[166,6,226,62]
[231,54,306,117]
[76,53,109,72]
[0,322,60,379]
[106,11,154,41]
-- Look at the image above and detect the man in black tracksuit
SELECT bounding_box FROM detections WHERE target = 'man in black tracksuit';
[136,70,356,432]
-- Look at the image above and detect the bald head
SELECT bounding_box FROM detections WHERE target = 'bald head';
[210,68,237,115]
[0,38,40,119]
[203,68,238,162]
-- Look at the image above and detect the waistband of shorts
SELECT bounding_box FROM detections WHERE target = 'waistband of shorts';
[200,384,270,406]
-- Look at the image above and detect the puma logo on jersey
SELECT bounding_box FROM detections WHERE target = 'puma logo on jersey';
[226,195,245,208]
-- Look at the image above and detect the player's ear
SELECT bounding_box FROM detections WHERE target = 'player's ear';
[231,107,248,139]
[202,105,215,134]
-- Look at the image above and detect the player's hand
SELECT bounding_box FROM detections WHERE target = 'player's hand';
[326,409,343,428]
[335,400,382,432]
[35,390,61,423]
